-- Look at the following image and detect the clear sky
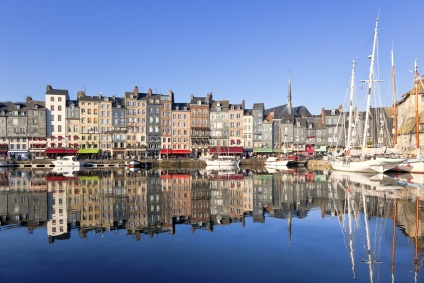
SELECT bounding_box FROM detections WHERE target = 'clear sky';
[0,0,422,114]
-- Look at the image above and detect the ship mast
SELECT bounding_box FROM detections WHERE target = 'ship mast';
[347,60,356,149]
[361,18,379,151]
[391,49,398,145]
[414,60,420,156]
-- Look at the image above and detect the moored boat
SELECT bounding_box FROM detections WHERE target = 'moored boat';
[205,155,240,167]
[52,156,84,167]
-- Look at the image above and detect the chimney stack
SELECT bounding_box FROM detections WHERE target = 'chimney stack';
[26,96,32,103]
[321,107,325,124]
[242,100,245,109]
[190,94,194,101]
[46,85,52,92]
[148,88,152,97]
[134,86,139,97]
[98,92,102,99]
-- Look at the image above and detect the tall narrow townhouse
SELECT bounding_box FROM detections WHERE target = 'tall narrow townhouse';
[78,93,101,153]
[26,97,47,158]
[98,94,113,157]
[293,117,307,155]
[65,99,80,151]
[210,100,230,155]
[228,101,244,157]
[170,103,190,157]
[47,178,69,243]
[124,86,145,159]
[252,103,264,149]
[142,89,161,158]
[160,90,174,157]
[243,109,253,154]
[189,93,212,158]
[111,96,126,159]
[0,101,35,160]
[45,85,69,148]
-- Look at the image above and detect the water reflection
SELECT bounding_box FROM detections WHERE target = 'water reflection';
[0,167,423,282]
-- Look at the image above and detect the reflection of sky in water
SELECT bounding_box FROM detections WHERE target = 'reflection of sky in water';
[0,211,420,283]
[0,169,422,283]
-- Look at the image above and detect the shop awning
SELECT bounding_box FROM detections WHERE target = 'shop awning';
[161,149,172,154]
[172,150,190,154]
[63,149,78,154]
[77,148,100,154]
[210,147,243,154]
[253,147,274,153]
[45,149,64,154]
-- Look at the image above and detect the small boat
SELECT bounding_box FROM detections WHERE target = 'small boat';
[265,156,289,167]
[127,160,142,168]
[52,156,84,167]
[205,155,240,167]
[0,161,7,167]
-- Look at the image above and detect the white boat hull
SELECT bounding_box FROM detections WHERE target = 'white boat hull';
[392,159,424,173]
[330,159,399,173]
[52,156,84,167]
[128,160,142,168]
[205,160,240,167]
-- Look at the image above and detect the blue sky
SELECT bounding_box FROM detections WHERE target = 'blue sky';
[0,0,422,114]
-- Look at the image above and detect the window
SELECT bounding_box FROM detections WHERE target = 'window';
[58,97,62,102]
[50,97,54,102]
[50,105,54,111]
[58,115,62,121]
[58,105,62,111]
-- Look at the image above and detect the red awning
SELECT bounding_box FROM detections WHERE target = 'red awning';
[74,143,79,147]
[73,135,78,139]
[230,139,235,143]
[237,139,241,143]
[210,147,243,154]
[50,136,55,139]
[161,149,172,154]
[50,143,55,146]
[44,149,64,154]
[63,149,78,154]
[172,150,190,154]
[58,136,63,139]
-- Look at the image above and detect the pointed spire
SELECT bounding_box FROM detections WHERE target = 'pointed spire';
[286,67,292,115]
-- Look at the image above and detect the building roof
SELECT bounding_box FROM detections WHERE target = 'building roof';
[253,103,264,110]
[265,104,311,117]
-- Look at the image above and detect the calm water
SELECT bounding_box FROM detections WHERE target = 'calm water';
[0,167,423,283]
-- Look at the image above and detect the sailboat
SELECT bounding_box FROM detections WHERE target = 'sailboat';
[206,135,240,168]
[393,61,424,173]
[330,19,404,173]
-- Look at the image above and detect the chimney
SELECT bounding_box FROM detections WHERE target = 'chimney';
[148,88,152,97]
[338,104,343,112]
[168,89,173,98]
[46,85,52,92]
[98,92,102,99]
[134,86,139,97]
[190,94,194,101]
[26,96,32,103]
[112,95,116,103]
[242,100,245,109]
[321,107,325,124]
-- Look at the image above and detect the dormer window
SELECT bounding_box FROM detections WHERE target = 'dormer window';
[34,104,38,109]
[217,102,221,107]
[183,107,187,110]
[15,104,20,109]
[331,109,335,115]
[130,95,133,98]
[197,100,201,105]
[176,106,179,110]
[104,97,109,101]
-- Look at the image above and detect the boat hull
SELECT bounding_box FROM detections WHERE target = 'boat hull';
[205,160,240,167]
[330,159,399,173]
[128,161,142,168]
[391,159,424,173]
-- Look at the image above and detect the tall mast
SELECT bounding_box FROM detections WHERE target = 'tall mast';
[347,60,356,149]
[414,60,420,154]
[392,49,398,145]
[361,18,379,151]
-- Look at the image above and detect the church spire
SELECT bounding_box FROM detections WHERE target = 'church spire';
[287,68,292,114]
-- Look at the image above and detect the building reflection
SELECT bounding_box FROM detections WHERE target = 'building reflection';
[0,168,422,251]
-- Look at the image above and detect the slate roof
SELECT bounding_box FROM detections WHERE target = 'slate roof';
[265,104,311,117]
